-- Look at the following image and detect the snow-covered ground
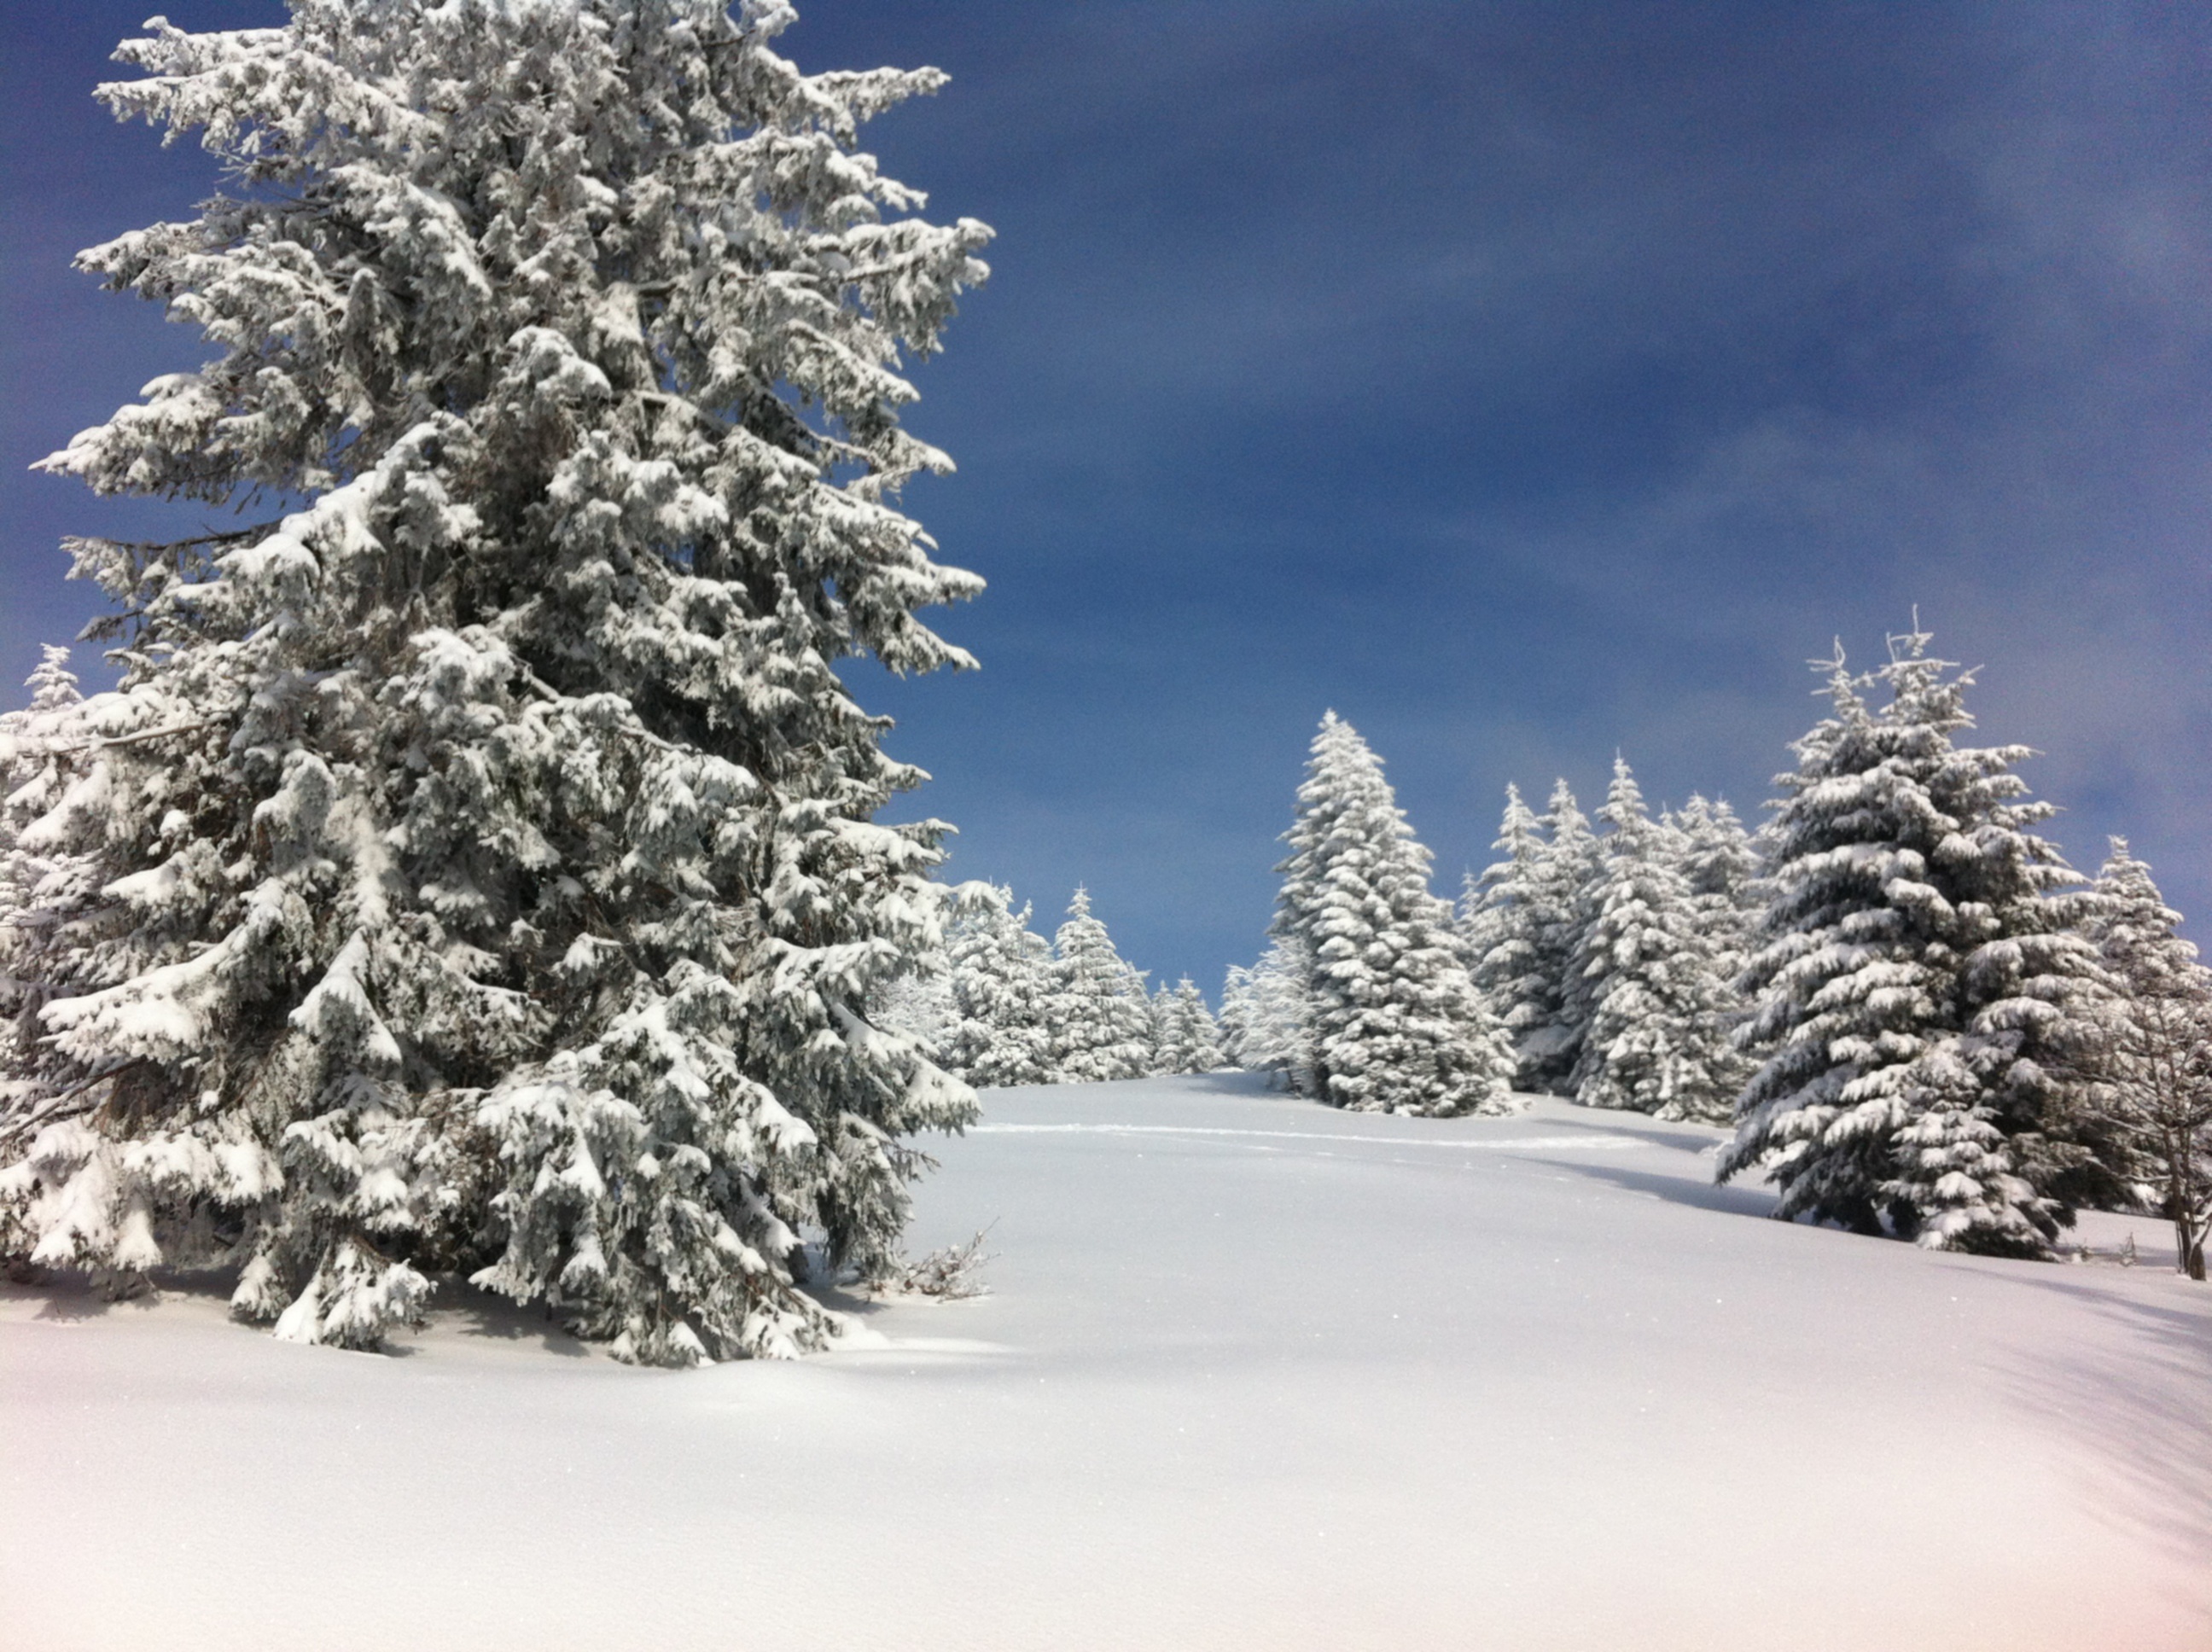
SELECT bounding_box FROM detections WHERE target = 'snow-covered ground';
[5,1073,2206,1650]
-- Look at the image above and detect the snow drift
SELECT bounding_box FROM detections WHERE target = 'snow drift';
[3,1073,2204,1650]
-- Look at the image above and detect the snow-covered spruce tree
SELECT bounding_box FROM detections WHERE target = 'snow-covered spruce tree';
[2085,840,2212,1279]
[1671,793,1764,988]
[1272,713,1516,1115]
[1218,966,1254,1062]
[1146,979,1177,1071]
[1220,938,1312,1085]
[1511,779,1603,1094]
[1719,630,2122,1255]
[1184,977,1230,1073]
[939,887,1056,1088]
[1153,978,1226,1075]
[0,2,991,1364]
[1567,759,1746,1122]
[1045,889,1153,1084]
[1540,782,1610,1092]
[1460,782,1562,1091]
[0,649,110,1262]
[870,951,956,1067]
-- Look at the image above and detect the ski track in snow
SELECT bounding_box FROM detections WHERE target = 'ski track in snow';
[971,1122,1654,1151]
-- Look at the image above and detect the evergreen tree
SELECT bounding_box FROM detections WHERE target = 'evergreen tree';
[1272,713,1516,1116]
[1147,979,1178,1073]
[0,650,108,1229]
[2084,840,2212,1279]
[1045,889,1153,1084]
[1220,939,1312,1086]
[1460,783,1560,1091]
[1182,978,1229,1073]
[0,2,990,1363]
[939,887,1056,1089]
[1670,793,1764,989]
[1520,779,1604,1094]
[1569,760,1745,1121]
[1720,629,2121,1255]
[872,953,956,1067]
[1153,978,1226,1075]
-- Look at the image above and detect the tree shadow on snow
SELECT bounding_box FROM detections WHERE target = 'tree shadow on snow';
[1979,1271,2212,1564]
[1530,1113,1733,1155]
[1522,1155,1780,1220]
[434,1281,592,1357]
[4,1266,234,1323]
[800,1277,888,1323]
[5,1266,602,1358]
[1183,1069,1284,1096]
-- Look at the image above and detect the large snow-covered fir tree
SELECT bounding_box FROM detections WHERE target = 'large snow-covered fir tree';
[938,887,1056,1089]
[0,1,992,1364]
[1045,889,1154,1084]
[2084,840,2212,1279]
[1272,713,1516,1116]
[1567,760,1746,1122]
[1719,630,2122,1255]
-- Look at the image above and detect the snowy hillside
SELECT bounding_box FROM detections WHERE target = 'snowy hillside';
[5,1072,2206,1651]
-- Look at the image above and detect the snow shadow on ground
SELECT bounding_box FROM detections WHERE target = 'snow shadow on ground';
[1521,1111,1735,1155]
[3,1267,602,1358]
[977,1069,1281,1105]
[3,1268,231,1323]
[439,1283,595,1358]
[1176,1069,1285,1096]
[1982,1269,2212,1564]
[1526,1153,1779,1219]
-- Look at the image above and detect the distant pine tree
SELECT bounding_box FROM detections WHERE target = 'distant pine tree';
[2083,840,2212,1279]
[1046,890,1154,1084]
[1153,978,1226,1075]
[1220,939,1313,1086]
[0,650,106,1200]
[1147,980,1178,1073]
[940,888,1057,1089]
[1272,713,1516,1116]
[1720,627,2122,1255]
[1670,794,1764,993]
[873,952,958,1067]
[1524,779,1604,1094]
[1569,760,1746,1121]
[1461,784,1557,1090]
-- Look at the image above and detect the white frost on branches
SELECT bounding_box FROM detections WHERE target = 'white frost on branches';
[0,1,991,1364]
[1271,713,1516,1117]
[1719,628,2122,1256]
[1045,889,1154,1084]
[1567,760,1747,1123]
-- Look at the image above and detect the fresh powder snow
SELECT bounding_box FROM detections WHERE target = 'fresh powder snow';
[4,1072,2203,1650]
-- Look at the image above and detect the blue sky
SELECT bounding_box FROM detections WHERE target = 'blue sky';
[5,2,2210,991]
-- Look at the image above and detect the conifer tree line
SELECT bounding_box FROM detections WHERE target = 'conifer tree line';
[1227,636,2212,1277]
[875,887,1227,1088]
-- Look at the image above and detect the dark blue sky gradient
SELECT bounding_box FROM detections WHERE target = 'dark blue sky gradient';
[6,3,2211,990]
